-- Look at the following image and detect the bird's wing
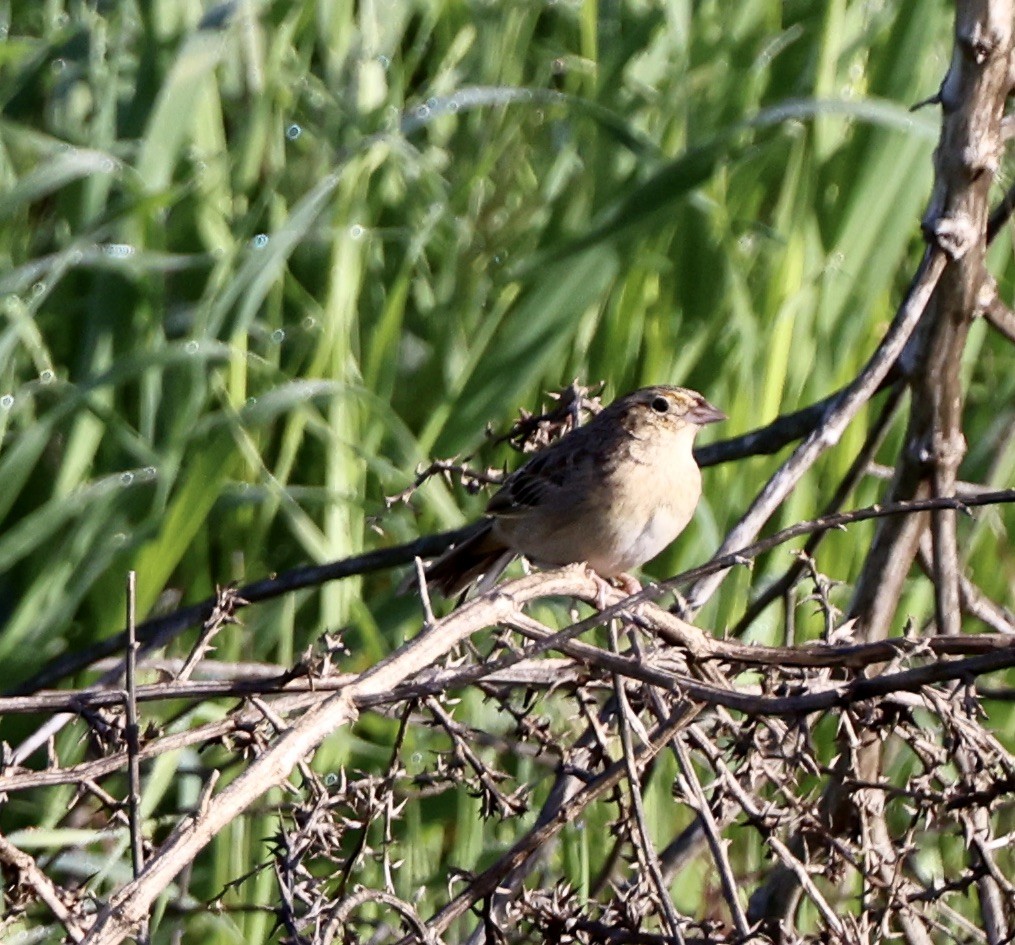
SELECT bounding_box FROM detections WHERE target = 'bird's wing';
[486,431,595,518]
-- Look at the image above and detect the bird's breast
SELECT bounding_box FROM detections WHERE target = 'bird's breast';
[596,453,701,573]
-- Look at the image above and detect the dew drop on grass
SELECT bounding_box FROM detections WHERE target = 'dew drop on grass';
[104,243,135,259]
[324,772,338,786]
[0,394,13,409]
[271,328,286,343]
[185,340,200,354]
[285,123,302,140]
[302,315,317,330]
[120,471,134,486]
[349,224,365,240]
[51,58,66,72]
[252,233,269,248]
[39,370,54,384]
[31,282,46,297]
[377,54,390,68]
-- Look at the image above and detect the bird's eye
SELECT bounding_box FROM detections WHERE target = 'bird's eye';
[650,396,669,414]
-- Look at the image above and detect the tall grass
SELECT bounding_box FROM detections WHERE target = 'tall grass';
[2,0,1013,940]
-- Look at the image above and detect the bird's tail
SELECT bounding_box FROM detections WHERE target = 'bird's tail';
[423,519,514,598]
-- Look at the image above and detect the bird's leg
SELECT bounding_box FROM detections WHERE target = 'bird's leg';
[583,565,615,610]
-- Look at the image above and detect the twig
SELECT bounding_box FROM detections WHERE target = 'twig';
[72,571,611,944]
[767,835,846,938]
[335,701,413,900]
[982,293,1015,344]
[11,526,481,696]
[123,572,149,944]
[670,736,750,937]
[323,888,442,945]
[731,381,906,637]
[385,459,503,507]
[465,691,622,943]
[424,695,526,818]
[0,834,87,942]
[608,622,686,943]
[176,586,245,682]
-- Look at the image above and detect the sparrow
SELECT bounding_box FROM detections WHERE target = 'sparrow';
[424,385,725,597]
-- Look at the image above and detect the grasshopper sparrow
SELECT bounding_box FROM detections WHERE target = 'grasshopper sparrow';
[426,385,725,596]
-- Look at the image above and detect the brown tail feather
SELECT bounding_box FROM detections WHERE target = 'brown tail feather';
[424,519,513,597]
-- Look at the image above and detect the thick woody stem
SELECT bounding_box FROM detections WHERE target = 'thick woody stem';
[852,4,1014,943]
[851,0,1012,642]
[751,2,1015,936]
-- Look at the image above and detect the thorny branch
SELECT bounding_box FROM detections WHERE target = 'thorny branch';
[744,0,1015,933]
[5,5,1015,945]
[4,491,1015,942]
[4,545,1014,942]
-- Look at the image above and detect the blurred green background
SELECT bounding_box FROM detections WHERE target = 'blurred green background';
[2,0,1014,940]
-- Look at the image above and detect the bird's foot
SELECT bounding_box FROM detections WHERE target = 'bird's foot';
[584,568,642,609]
[613,572,642,596]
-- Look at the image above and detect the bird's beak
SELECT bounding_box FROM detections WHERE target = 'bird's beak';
[687,400,726,426]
